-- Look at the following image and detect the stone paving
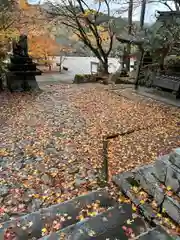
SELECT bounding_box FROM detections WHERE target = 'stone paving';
[0,82,180,239]
[0,146,179,239]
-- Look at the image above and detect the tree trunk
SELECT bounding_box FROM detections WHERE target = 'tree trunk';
[102,58,109,75]
[127,0,133,72]
[98,57,109,75]
[174,0,180,11]
[0,77,3,91]
[140,0,146,30]
[59,56,63,72]
[59,64,62,72]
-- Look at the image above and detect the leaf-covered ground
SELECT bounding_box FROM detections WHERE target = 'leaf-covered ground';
[0,84,179,222]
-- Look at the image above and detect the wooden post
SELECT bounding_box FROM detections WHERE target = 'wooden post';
[102,138,108,183]
[102,134,119,184]
[127,0,133,71]
[135,0,146,90]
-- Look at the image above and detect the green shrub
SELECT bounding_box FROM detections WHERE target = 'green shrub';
[73,74,97,84]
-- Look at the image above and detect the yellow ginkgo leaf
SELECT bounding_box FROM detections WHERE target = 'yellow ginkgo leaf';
[88,229,96,237]
[132,205,137,212]
[162,208,166,213]
[127,219,134,224]
[166,186,172,191]
[41,228,47,233]
[89,212,97,217]
[140,200,145,204]
[79,215,84,221]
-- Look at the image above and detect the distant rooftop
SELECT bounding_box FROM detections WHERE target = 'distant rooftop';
[157,11,180,20]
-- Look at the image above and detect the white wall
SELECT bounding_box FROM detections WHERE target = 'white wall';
[51,56,135,76]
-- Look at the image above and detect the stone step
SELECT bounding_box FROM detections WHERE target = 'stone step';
[113,164,180,224]
[135,165,165,206]
[135,159,180,224]
[0,190,116,240]
[112,169,157,221]
[154,154,180,195]
[169,148,180,169]
[40,203,148,240]
[137,225,175,240]
[113,149,180,238]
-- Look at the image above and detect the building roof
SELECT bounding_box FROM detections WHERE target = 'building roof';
[157,11,180,20]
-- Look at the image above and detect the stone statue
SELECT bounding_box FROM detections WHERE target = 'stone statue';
[18,34,28,57]
[12,34,28,57]
[6,34,41,92]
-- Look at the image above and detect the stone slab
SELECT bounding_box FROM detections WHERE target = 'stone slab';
[113,170,156,221]
[139,203,156,221]
[135,166,164,206]
[163,196,180,224]
[154,155,180,195]
[153,155,170,182]
[169,148,180,169]
[137,225,174,240]
[165,165,180,194]
[41,203,148,240]
[0,190,115,240]
[113,171,141,206]
[136,87,180,107]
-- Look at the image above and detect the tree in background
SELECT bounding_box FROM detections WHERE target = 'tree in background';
[148,13,180,69]
[0,0,20,90]
[147,0,180,11]
[28,34,71,71]
[45,0,115,74]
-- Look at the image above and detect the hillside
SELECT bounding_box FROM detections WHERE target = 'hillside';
[40,3,142,57]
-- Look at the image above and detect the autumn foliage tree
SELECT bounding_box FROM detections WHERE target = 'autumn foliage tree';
[46,0,115,74]
[28,34,71,71]
[28,35,57,70]
[0,0,19,56]
[0,0,20,89]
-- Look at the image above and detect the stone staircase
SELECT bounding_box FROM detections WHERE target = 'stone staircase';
[0,148,180,239]
[113,148,180,239]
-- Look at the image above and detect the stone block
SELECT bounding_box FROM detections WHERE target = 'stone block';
[154,154,180,194]
[135,167,164,205]
[169,148,180,169]
[6,73,40,92]
[165,165,180,194]
[40,203,148,240]
[138,225,174,240]
[0,190,115,240]
[113,172,141,206]
[153,155,170,182]
[139,203,156,221]
[113,171,134,186]
[163,196,180,224]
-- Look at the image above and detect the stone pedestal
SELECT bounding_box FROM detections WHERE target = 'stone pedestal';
[6,51,41,92]
[6,73,40,92]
